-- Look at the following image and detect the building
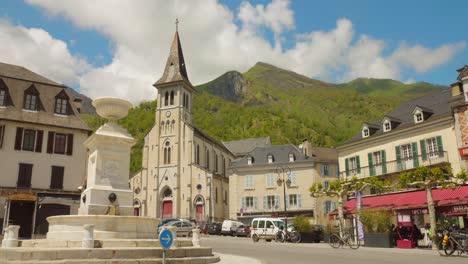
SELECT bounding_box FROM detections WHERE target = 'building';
[229,140,338,226]
[450,65,468,170]
[336,72,467,229]
[130,30,234,222]
[0,62,91,238]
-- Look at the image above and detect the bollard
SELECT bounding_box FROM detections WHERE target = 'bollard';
[192,229,200,247]
[82,224,95,248]
[5,225,20,248]
[166,226,177,248]
[1,226,10,248]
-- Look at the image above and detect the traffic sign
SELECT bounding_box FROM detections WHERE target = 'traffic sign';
[159,229,174,249]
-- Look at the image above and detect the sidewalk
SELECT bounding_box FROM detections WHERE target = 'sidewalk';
[217,253,263,264]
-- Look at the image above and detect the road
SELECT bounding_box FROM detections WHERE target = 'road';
[200,235,467,264]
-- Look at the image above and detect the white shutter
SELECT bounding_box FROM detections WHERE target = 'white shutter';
[241,197,245,209]
[275,195,280,209]
[253,197,258,210]
[263,196,267,209]
[298,194,302,208]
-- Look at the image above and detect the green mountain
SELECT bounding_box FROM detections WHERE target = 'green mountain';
[81,62,446,173]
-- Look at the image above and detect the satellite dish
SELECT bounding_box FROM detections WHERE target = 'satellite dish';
[298,144,303,149]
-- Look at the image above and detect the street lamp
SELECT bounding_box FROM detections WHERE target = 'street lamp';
[276,165,291,227]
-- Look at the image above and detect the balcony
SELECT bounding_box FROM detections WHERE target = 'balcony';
[340,151,449,179]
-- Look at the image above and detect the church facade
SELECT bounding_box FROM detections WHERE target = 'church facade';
[130,30,233,222]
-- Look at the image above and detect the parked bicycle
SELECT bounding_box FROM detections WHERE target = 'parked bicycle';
[275,226,301,243]
[329,226,360,249]
[438,228,468,256]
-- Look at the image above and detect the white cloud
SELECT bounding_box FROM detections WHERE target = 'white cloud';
[0,0,462,103]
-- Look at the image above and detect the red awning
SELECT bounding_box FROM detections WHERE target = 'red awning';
[332,185,468,215]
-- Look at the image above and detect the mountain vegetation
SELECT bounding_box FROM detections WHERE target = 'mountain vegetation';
[81,62,446,173]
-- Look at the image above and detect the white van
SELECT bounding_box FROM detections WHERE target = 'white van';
[221,220,243,236]
[250,218,285,241]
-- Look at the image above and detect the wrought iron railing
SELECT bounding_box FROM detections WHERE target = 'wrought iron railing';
[339,151,449,178]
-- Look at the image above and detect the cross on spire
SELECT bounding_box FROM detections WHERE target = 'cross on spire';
[175,18,179,32]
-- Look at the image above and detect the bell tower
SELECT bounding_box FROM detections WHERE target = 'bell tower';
[152,25,195,219]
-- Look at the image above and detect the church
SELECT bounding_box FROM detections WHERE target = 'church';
[130,29,338,225]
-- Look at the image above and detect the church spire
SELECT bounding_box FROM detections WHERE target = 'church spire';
[154,20,191,87]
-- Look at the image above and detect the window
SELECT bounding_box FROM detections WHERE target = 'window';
[426,137,438,158]
[384,122,391,132]
[224,191,227,204]
[47,132,73,155]
[24,93,38,111]
[401,144,413,160]
[215,187,218,203]
[322,200,336,216]
[215,154,219,172]
[54,91,70,115]
[245,197,254,208]
[345,155,360,176]
[195,144,200,165]
[163,141,171,164]
[164,92,169,106]
[289,172,297,186]
[289,194,297,208]
[247,156,254,165]
[0,125,4,148]
[415,112,423,123]
[323,181,329,190]
[245,175,253,188]
[362,128,369,138]
[265,174,275,188]
[222,156,226,176]
[267,195,276,209]
[206,148,210,169]
[50,166,64,189]
[267,154,274,163]
[17,163,33,188]
[322,164,329,176]
[289,153,295,162]
[372,151,382,165]
[0,89,5,106]
[349,157,357,172]
[14,128,43,152]
[170,91,174,105]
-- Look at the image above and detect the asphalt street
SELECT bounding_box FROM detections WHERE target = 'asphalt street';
[200,235,468,264]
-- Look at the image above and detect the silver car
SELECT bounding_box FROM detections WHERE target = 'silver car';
[158,220,195,237]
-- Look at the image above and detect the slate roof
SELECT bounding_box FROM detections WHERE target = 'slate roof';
[456,65,468,80]
[309,147,338,162]
[154,31,192,87]
[0,62,91,132]
[343,88,452,144]
[193,126,233,154]
[232,144,311,168]
[223,137,271,157]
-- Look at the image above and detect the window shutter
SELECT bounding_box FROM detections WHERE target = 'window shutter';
[241,197,245,209]
[436,136,444,157]
[298,194,302,208]
[395,146,402,170]
[322,201,326,216]
[331,201,336,211]
[35,130,43,152]
[356,156,361,173]
[263,196,267,209]
[47,132,55,153]
[368,152,374,176]
[420,140,427,161]
[335,165,339,177]
[66,134,74,155]
[253,197,258,210]
[381,150,387,174]
[275,195,280,208]
[14,127,23,150]
[345,158,349,176]
[412,142,419,167]
[286,194,289,209]
[320,164,324,176]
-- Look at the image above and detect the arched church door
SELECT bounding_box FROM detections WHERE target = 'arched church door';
[162,201,173,219]
[196,204,203,222]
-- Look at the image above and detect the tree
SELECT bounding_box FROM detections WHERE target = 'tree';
[309,176,390,234]
[398,166,467,250]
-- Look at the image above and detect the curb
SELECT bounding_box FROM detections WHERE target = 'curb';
[216,253,263,264]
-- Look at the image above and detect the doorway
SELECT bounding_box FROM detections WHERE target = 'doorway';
[34,204,70,235]
[9,201,35,238]
[196,204,204,222]
[162,201,173,219]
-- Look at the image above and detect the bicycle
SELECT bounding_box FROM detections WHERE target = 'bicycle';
[438,229,468,256]
[329,227,360,249]
[275,226,301,243]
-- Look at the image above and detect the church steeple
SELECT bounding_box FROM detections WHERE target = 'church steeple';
[154,28,192,87]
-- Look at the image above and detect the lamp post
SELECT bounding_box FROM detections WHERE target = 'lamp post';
[276,165,291,227]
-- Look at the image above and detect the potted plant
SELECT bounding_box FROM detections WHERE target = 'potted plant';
[358,209,393,248]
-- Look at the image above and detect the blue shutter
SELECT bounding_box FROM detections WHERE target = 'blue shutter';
[298,194,302,208]
[320,164,325,176]
[322,201,326,216]
[254,197,258,210]
[275,195,280,209]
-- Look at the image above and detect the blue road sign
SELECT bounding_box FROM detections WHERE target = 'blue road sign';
[159,229,174,249]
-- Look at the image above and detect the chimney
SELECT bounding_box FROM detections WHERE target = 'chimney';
[73,98,82,113]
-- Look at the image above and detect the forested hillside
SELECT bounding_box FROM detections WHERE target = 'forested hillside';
[81,62,446,173]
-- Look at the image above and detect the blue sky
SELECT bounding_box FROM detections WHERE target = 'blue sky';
[0,0,466,101]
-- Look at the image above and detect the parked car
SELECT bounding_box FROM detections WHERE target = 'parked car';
[221,220,244,236]
[158,218,180,228]
[207,222,222,235]
[310,225,324,243]
[235,224,250,237]
[250,217,285,242]
[158,220,195,237]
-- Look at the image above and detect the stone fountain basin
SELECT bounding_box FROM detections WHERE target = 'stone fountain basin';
[47,215,159,240]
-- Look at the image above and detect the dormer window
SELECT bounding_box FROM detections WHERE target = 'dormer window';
[267,154,274,163]
[54,90,71,115]
[289,153,295,162]
[0,79,11,107]
[415,112,423,123]
[412,106,432,124]
[247,156,254,165]
[23,85,42,111]
[362,127,370,138]
[383,121,391,132]
[0,89,6,106]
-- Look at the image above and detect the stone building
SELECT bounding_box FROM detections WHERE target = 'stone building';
[0,62,90,238]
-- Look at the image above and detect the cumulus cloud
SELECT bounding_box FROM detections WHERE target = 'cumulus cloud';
[0,0,463,103]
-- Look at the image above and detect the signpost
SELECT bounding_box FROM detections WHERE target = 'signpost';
[159,229,174,264]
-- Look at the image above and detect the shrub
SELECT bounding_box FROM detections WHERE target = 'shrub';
[358,209,392,233]
[293,215,311,233]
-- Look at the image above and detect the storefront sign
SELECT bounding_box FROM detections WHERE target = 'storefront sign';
[458,147,468,157]
[8,193,37,201]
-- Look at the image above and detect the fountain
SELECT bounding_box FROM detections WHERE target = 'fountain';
[0,98,219,263]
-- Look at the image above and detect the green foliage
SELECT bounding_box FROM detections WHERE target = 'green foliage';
[358,209,392,233]
[398,166,467,189]
[293,215,311,233]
